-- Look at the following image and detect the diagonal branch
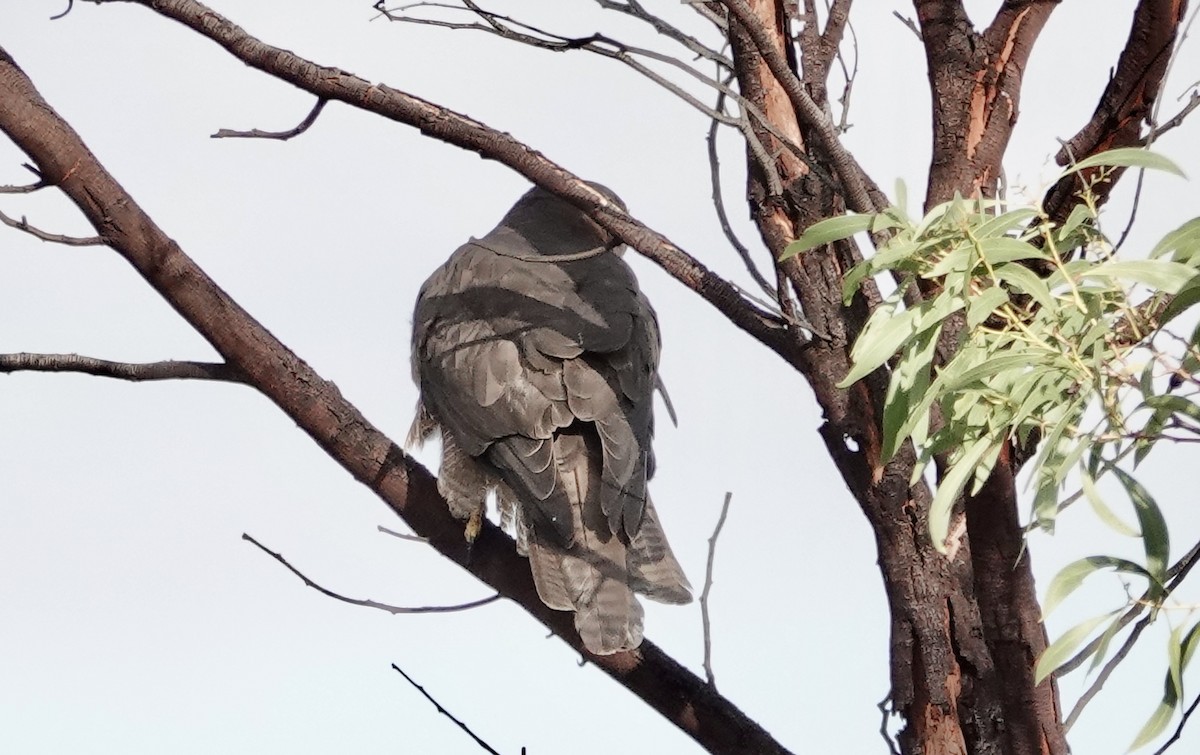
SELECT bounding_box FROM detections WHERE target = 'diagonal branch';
[392,663,503,755]
[0,40,793,755]
[1043,0,1188,225]
[0,207,103,245]
[718,0,876,213]
[102,0,799,366]
[0,352,243,382]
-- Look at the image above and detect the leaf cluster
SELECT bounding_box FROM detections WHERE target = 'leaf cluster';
[786,148,1200,749]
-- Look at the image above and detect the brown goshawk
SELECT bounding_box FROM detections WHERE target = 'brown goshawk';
[408,184,691,654]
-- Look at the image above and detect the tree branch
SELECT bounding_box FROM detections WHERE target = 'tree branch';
[0,39,793,755]
[391,663,503,755]
[243,533,501,615]
[718,0,877,213]
[1043,0,1187,224]
[0,352,243,382]
[700,492,732,688]
[0,207,103,245]
[212,98,328,140]
[100,0,799,367]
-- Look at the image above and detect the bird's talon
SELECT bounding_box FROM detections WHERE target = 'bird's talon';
[464,510,483,543]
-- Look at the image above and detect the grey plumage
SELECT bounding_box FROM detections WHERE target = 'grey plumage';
[409,184,691,654]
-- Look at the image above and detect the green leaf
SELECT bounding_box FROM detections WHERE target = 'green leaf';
[1109,467,1170,594]
[881,322,941,463]
[1143,394,1200,428]
[966,286,1010,328]
[1080,260,1198,294]
[1129,701,1175,751]
[929,434,1001,552]
[974,235,1049,265]
[941,352,1039,392]
[782,213,874,259]
[1042,555,1150,618]
[975,207,1041,238]
[994,263,1055,310]
[1157,273,1200,326]
[1065,147,1186,178]
[1058,203,1095,243]
[839,295,963,388]
[1128,623,1200,750]
[1150,217,1200,261]
[1088,612,1127,675]
[1079,469,1140,537]
[1036,610,1122,684]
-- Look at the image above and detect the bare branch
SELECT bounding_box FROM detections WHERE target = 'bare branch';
[1149,89,1200,141]
[0,33,794,755]
[0,207,102,245]
[50,0,73,21]
[0,352,243,382]
[212,98,328,140]
[378,524,430,543]
[1062,607,1154,731]
[706,72,772,294]
[105,0,799,364]
[891,11,922,40]
[243,533,501,615]
[592,0,733,69]
[0,179,46,194]
[700,492,732,688]
[392,664,503,755]
[877,693,901,755]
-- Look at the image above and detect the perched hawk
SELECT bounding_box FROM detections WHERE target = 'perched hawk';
[408,184,692,654]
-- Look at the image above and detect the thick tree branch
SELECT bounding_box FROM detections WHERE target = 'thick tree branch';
[99,0,801,368]
[0,352,242,381]
[0,43,791,755]
[1043,0,1188,224]
[718,0,877,213]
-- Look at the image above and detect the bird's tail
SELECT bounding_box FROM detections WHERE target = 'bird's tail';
[521,429,690,655]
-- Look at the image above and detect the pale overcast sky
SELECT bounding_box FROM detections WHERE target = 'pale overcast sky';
[2,2,1199,753]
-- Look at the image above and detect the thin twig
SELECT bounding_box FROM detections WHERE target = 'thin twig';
[212,98,328,140]
[0,208,102,245]
[877,693,901,755]
[830,6,858,134]
[1143,90,1200,143]
[0,180,47,194]
[392,663,503,755]
[377,524,430,543]
[49,0,73,20]
[700,492,732,688]
[706,70,772,295]
[0,352,244,382]
[375,0,809,194]
[1058,536,1200,676]
[243,533,501,615]
[1063,609,1154,731]
[891,11,922,41]
[593,0,734,69]
[1151,690,1200,755]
